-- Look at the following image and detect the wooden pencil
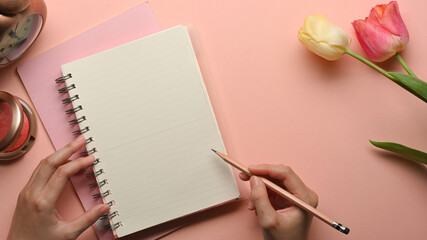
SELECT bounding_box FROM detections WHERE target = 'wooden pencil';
[211,149,350,235]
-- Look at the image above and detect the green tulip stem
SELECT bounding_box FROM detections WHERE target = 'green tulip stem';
[344,48,396,81]
[395,53,417,78]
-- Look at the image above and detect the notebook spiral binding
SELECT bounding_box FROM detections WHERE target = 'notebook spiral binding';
[55,74,122,231]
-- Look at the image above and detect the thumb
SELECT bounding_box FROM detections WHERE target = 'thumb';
[68,204,110,237]
[0,0,30,14]
[250,176,278,228]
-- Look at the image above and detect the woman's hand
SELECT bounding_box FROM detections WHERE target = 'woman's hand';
[239,164,318,240]
[7,136,110,240]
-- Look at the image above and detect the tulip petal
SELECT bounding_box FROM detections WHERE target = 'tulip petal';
[299,32,345,61]
[352,20,399,62]
[298,15,350,61]
[303,15,350,47]
[366,6,383,26]
[379,1,409,42]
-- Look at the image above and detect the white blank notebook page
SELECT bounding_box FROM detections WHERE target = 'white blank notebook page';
[62,26,239,238]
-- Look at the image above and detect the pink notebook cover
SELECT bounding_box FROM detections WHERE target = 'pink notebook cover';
[17,3,191,240]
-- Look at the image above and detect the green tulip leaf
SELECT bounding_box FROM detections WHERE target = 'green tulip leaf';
[388,72,427,103]
[369,140,427,165]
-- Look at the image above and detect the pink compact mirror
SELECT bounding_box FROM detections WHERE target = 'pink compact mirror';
[0,91,37,160]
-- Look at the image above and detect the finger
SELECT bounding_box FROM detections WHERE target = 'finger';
[43,155,94,203]
[249,164,318,207]
[247,199,255,210]
[67,204,110,239]
[239,172,250,181]
[249,164,306,195]
[0,0,30,15]
[31,136,86,190]
[250,176,278,228]
[24,160,43,188]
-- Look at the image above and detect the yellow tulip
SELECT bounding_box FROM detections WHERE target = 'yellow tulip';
[298,15,350,61]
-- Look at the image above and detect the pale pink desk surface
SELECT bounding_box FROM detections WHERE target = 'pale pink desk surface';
[1,0,426,239]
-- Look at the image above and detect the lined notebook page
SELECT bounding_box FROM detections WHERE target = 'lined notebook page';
[62,26,239,238]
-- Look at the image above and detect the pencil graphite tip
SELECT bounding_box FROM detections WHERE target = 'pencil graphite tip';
[211,149,217,153]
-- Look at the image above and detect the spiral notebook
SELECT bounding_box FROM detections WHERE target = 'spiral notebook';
[18,3,184,239]
[55,25,239,238]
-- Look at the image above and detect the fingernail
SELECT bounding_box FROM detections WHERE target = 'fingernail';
[248,165,261,171]
[100,204,110,214]
[76,135,85,143]
[250,176,260,187]
[247,200,255,210]
[239,172,246,179]
[84,154,95,163]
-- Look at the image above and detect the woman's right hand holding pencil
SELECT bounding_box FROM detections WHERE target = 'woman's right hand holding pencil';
[239,164,318,240]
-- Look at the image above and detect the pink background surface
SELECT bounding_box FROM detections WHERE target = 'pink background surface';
[1,0,426,240]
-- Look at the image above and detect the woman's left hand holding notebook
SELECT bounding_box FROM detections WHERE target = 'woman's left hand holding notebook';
[7,136,110,240]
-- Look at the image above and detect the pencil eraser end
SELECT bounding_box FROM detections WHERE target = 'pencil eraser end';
[343,227,350,234]
[333,222,350,235]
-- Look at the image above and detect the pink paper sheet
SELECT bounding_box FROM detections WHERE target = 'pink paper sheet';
[17,3,188,240]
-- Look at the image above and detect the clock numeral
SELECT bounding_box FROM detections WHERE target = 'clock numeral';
[9,31,17,38]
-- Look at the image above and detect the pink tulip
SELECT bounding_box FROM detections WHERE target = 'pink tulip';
[352,1,409,62]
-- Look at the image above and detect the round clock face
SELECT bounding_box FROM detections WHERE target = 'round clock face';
[0,14,43,66]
